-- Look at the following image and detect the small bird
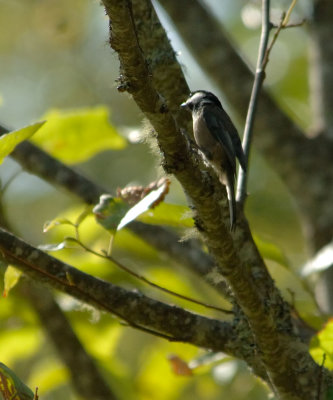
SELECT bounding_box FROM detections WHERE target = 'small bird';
[181,90,246,230]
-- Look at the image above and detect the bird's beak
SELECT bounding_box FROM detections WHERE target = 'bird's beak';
[180,101,187,108]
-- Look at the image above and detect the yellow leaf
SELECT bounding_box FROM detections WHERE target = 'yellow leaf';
[3,266,22,297]
[0,121,45,164]
[31,106,126,163]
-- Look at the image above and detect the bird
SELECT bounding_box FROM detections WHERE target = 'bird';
[181,90,246,230]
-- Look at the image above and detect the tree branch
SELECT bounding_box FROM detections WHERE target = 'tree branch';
[236,0,272,204]
[131,0,190,127]
[128,221,230,297]
[0,122,234,300]
[0,228,234,354]
[24,284,118,400]
[0,124,105,205]
[158,0,333,250]
[100,1,333,397]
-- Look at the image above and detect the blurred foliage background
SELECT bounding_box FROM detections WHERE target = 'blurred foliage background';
[0,0,320,399]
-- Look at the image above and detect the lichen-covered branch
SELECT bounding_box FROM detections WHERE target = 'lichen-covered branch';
[100,1,333,397]
[1,122,233,299]
[0,228,234,353]
[131,0,190,125]
[158,0,333,250]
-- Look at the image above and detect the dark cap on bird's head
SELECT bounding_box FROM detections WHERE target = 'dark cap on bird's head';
[181,90,223,111]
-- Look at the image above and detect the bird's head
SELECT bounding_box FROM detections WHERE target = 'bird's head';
[181,90,222,111]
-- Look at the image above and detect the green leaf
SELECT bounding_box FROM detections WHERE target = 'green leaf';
[117,182,174,230]
[43,218,75,233]
[75,206,93,226]
[310,319,333,370]
[3,266,22,297]
[38,237,81,252]
[254,235,289,267]
[0,362,34,400]
[138,203,193,228]
[31,106,126,163]
[93,179,176,233]
[93,195,130,234]
[0,121,45,164]
[27,359,69,397]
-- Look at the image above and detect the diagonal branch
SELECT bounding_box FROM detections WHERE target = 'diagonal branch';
[0,123,105,205]
[0,227,233,354]
[1,122,233,299]
[24,284,118,400]
[158,0,333,250]
[101,1,332,397]
[0,227,280,381]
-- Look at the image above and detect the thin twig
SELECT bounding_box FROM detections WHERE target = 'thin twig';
[109,254,232,314]
[236,0,271,204]
[262,0,300,70]
[261,12,286,70]
[236,0,299,204]
[271,19,306,29]
[1,170,22,194]
[71,237,232,314]
[282,0,298,26]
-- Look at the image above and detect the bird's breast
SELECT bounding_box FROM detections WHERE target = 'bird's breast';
[193,110,228,167]
[193,110,217,154]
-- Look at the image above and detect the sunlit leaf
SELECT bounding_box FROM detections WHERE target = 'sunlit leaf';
[117,181,171,230]
[0,121,45,164]
[94,179,172,234]
[75,206,93,226]
[93,195,131,234]
[301,243,333,277]
[138,203,193,228]
[27,359,69,397]
[43,218,74,233]
[3,266,22,297]
[0,328,41,365]
[254,235,289,267]
[310,319,333,370]
[0,362,34,400]
[38,241,68,252]
[31,106,126,163]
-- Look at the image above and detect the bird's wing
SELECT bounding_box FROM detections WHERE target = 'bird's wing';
[216,106,247,171]
[202,105,236,172]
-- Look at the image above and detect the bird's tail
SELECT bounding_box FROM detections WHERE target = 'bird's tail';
[225,171,236,231]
